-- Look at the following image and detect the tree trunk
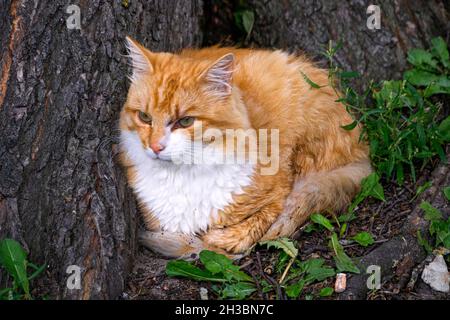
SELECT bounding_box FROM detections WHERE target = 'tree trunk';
[0,0,203,299]
[205,0,449,89]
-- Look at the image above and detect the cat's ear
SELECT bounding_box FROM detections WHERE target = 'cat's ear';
[125,36,154,82]
[200,53,235,98]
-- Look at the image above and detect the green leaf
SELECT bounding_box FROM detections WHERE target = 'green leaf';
[360,172,385,201]
[420,201,442,221]
[27,263,46,281]
[341,120,358,131]
[407,48,438,70]
[319,287,334,297]
[298,258,323,272]
[444,187,450,201]
[415,181,432,199]
[303,223,319,233]
[370,183,386,201]
[352,232,375,247]
[199,250,231,274]
[285,279,305,298]
[165,260,226,283]
[199,250,253,282]
[348,172,384,213]
[360,173,379,196]
[442,235,450,249]
[0,287,14,300]
[339,223,348,238]
[396,163,404,185]
[259,238,298,258]
[303,262,335,283]
[329,233,360,274]
[338,212,356,223]
[441,223,450,248]
[0,239,30,296]
[276,251,290,273]
[431,37,450,68]
[300,71,324,89]
[404,69,440,86]
[423,81,450,97]
[438,116,450,142]
[417,230,433,253]
[310,213,334,231]
[339,71,360,79]
[241,10,254,36]
[220,282,256,299]
[436,223,450,248]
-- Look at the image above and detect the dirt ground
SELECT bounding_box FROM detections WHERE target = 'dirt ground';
[123,159,450,300]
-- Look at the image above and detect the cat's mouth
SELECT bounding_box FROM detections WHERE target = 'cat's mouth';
[145,148,172,162]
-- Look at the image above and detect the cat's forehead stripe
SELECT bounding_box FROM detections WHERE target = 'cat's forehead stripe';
[147,73,181,118]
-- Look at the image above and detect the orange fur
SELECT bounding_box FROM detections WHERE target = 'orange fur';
[119,38,371,258]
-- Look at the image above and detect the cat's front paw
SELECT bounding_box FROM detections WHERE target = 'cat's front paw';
[260,215,295,241]
[203,228,254,254]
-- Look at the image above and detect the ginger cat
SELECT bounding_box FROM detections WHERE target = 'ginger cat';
[119,37,372,259]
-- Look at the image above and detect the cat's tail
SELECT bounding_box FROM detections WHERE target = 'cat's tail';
[139,231,203,260]
[261,159,373,241]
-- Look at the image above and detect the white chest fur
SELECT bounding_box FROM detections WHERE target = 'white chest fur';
[120,131,254,234]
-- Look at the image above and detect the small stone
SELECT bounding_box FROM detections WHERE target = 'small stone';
[335,273,347,293]
[199,287,208,300]
[421,255,449,293]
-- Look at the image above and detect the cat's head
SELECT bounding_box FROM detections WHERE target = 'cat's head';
[120,37,250,165]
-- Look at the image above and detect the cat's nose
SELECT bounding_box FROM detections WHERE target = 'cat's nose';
[150,142,164,154]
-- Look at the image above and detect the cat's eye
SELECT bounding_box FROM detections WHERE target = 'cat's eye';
[138,111,152,125]
[177,117,195,128]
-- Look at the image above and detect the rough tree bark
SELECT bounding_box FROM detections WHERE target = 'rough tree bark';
[251,0,448,85]
[0,0,203,299]
[206,0,449,89]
